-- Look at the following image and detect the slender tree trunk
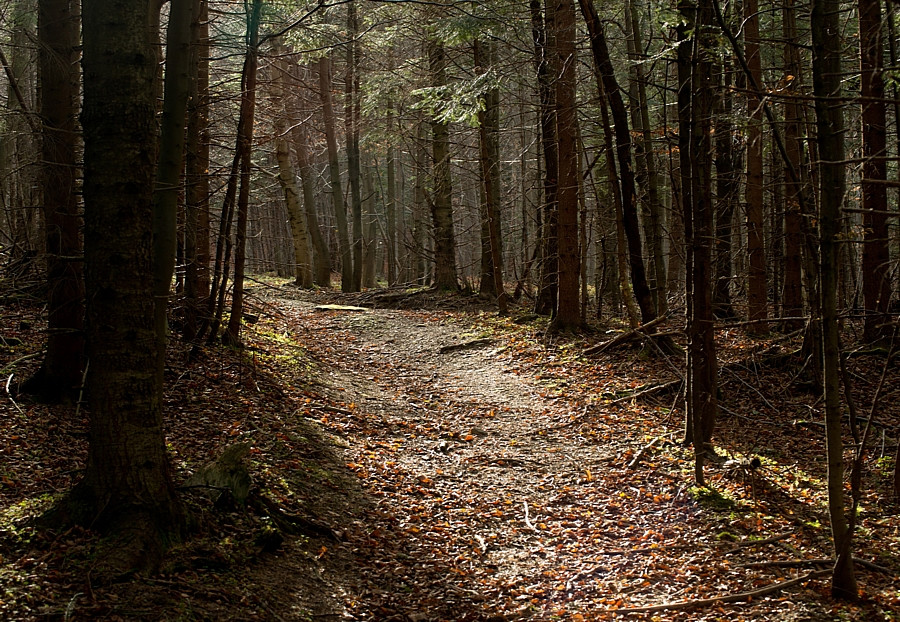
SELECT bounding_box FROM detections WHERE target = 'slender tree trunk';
[184,0,211,340]
[745,0,768,331]
[475,39,507,313]
[782,0,804,325]
[224,0,261,347]
[531,0,559,315]
[811,0,858,598]
[551,0,581,330]
[859,0,891,342]
[319,56,353,291]
[152,0,192,377]
[272,45,313,288]
[346,0,363,292]
[579,0,655,325]
[24,0,84,401]
[426,37,459,290]
[713,44,738,320]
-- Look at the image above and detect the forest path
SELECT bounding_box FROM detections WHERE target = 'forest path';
[267,290,712,621]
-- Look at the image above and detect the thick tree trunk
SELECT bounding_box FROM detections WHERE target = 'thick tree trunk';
[74,0,183,567]
[319,56,353,291]
[811,0,858,598]
[859,0,891,343]
[426,38,459,291]
[24,0,84,401]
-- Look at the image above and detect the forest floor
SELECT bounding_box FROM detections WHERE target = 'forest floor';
[1,279,899,621]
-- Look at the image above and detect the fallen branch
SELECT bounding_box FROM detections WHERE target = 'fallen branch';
[742,557,893,575]
[439,338,493,354]
[609,379,683,406]
[605,569,830,614]
[584,315,668,356]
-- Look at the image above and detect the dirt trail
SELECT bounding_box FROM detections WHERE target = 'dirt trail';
[273,294,693,621]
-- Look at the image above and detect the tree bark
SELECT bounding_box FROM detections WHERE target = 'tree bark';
[811,0,858,598]
[24,0,84,401]
[426,37,459,291]
[745,0,768,332]
[224,0,261,347]
[319,56,353,291]
[346,0,363,292]
[858,0,891,343]
[74,0,183,565]
[578,0,655,325]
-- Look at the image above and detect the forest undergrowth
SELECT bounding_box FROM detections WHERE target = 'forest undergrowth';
[1,279,899,621]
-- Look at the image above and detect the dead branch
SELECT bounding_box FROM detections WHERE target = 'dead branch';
[439,338,493,354]
[605,569,830,614]
[583,315,668,356]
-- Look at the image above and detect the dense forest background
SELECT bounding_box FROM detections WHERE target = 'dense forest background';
[2,0,900,617]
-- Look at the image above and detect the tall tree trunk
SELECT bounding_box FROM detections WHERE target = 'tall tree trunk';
[152,0,193,377]
[713,43,738,319]
[363,164,378,287]
[475,39,507,313]
[811,0,858,598]
[272,44,313,288]
[73,0,183,565]
[625,0,667,315]
[346,0,363,292]
[531,0,559,315]
[24,0,84,401]
[782,0,804,326]
[319,56,353,291]
[224,0,261,347]
[551,0,581,329]
[745,0,768,331]
[859,0,891,342]
[426,37,459,290]
[184,0,211,340]
[287,65,331,287]
[579,0,655,325]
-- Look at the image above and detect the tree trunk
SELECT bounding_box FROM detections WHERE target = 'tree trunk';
[152,0,192,377]
[551,0,581,330]
[319,56,353,291]
[858,0,891,343]
[475,39,507,313]
[271,46,313,288]
[73,0,183,567]
[713,42,738,320]
[781,0,804,326]
[224,0,261,347]
[184,0,211,340]
[578,0,655,325]
[745,0,768,331]
[426,37,459,291]
[531,0,559,316]
[346,0,363,292]
[811,0,858,598]
[24,0,84,401]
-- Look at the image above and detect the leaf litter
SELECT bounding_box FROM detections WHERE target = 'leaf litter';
[0,284,898,620]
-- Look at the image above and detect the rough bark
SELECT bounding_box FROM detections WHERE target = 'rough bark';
[24,0,84,401]
[319,56,353,291]
[745,0,768,331]
[346,0,363,292]
[858,0,891,342]
[811,0,858,598]
[73,0,183,568]
[426,37,459,291]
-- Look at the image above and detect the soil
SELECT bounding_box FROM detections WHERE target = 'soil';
[1,282,899,621]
